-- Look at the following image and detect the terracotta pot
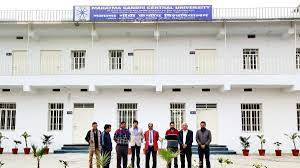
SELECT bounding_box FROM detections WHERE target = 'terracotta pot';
[242,149,249,156]
[44,147,49,154]
[275,150,282,156]
[0,147,3,154]
[258,149,265,156]
[292,149,299,156]
[12,148,18,154]
[24,147,31,154]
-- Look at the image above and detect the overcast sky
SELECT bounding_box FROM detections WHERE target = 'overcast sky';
[0,0,299,10]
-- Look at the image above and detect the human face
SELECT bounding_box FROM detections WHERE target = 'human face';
[92,123,98,130]
[170,123,175,129]
[121,123,126,129]
[200,122,206,129]
[148,123,153,130]
[133,122,138,128]
[106,127,111,132]
[182,123,188,131]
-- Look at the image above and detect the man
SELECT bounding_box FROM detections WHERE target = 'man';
[144,123,159,168]
[178,123,193,168]
[165,122,179,168]
[85,122,102,168]
[114,121,131,168]
[129,120,143,168]
[102,124,112,168]
[196,121,212,168]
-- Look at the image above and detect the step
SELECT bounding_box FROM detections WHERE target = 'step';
[62,146,89,150]
[63,144,89,147]
[54,149,89,154]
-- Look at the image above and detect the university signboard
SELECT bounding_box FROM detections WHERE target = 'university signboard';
[73,5,212,22]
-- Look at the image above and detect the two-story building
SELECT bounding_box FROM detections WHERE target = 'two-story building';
[0,5,300,154]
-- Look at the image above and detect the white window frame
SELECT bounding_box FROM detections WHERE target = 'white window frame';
[0,103,16,130]
[117,103,137,128]
[297,104,300,131]
[241,103,262,132]
[109,50,123,70]
[170,103,185,130]
[296,48,300,69]
[71,50,86,71]
[48,103,64,131]
[243,48,259,70]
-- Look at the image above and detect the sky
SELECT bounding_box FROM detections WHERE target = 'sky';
[0,0,299,10]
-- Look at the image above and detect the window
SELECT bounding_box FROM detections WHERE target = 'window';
[296,48,300,69]
[297,104,300,131]
[48,103,64,131]
[109,50,123,70]
[0,103,16,130]
[74,103,94,108]
[243,49,259,70]
[170,103,185,129]
[117,103,137,128]
[241,103,262,132]
[71,50,86,70]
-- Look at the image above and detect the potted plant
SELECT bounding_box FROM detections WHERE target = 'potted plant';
[158,149,179,168]
[21,131,31,154]
[0,132,8,154]
[217,157,233,168]
[239,136,250,156]
[252,163,267,168]
[96,152,111,168]
[0,161,4,168]
[41,134,53,154]
[273,142,282,156]
[257,135,266,156]
[12,140,21,154]
[32,145,46,168]
[284,133,299,156]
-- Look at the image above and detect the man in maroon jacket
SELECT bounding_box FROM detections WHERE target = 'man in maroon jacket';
[165,122,179,168]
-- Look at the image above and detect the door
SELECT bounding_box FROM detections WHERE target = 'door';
[72,104,94,144]
[12,50,28,75]
[133,49,154,74]
[196,104,218,144]
[195,49,216,74]
[40,50,61,74]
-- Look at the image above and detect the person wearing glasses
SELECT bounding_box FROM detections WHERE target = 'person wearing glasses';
[144,123,159,168]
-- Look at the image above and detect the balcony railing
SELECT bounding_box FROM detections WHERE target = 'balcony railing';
[0,7,300,22]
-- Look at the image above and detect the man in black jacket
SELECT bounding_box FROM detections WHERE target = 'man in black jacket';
[102,124,112,168]
[178,123,193,168]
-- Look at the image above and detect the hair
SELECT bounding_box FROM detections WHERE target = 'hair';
[148,123,153,127]
[92,122,97,125]
[133,120,138,124]
[200,121,206,125]
[170,121,175,125]
[120,121,126,125]
[104,124,111,130]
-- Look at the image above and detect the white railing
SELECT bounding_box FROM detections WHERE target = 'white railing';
[0,8,300,22]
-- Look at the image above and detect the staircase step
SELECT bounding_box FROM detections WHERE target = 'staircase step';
[54,149,88,154]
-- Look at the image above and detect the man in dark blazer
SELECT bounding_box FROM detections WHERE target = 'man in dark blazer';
[178,123,193,168]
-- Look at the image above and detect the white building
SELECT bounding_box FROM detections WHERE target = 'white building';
[0,6,300,154]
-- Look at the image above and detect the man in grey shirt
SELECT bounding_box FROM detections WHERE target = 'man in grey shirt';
[196,121,211,168]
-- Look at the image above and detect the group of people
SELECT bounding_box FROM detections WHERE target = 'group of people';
[85,120,212,168]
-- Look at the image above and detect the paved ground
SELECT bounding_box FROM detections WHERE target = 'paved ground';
[0,153,300,168]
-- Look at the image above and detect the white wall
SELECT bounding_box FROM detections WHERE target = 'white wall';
[0,88,299,154]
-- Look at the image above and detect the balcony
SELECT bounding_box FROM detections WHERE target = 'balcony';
[0,7,300,22]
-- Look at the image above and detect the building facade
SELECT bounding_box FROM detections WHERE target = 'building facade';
[0,7,300,154]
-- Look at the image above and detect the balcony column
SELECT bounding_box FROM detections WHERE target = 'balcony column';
[154,23,160,74]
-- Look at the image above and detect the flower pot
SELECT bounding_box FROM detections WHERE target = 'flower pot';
[275,150,282,156]
[44,147,49,154]
[242,149,249,156]
[258,149,265,156]
[0,147,3,154]
[292,149,299,156]
[12,148,18,154]
[24,147,31,154]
